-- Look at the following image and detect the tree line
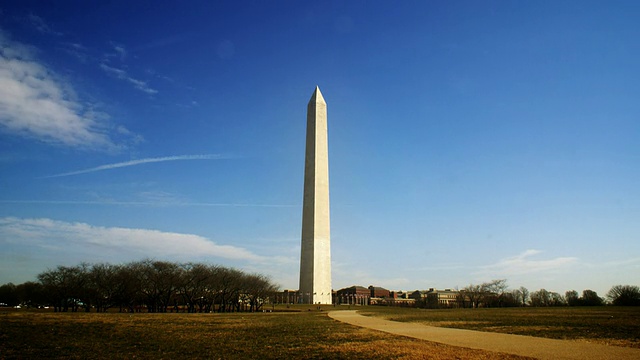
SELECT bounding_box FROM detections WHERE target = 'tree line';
[447,280,640,308]
[0,260,278,313]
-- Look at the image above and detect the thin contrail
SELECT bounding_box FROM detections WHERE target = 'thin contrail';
[43,154,230,178]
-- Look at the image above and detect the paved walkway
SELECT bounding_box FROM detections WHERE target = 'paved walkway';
[328,310,640,360]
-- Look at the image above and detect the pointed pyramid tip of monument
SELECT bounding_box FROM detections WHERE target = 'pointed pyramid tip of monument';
[309,85,326,104]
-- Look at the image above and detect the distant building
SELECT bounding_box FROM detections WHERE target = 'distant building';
[384,297,415,306]
[336,286,370,305]
[372,290,414,306]
[390,290,411,299]
[410,290,428,301]
[276,285,458,308]
[411,288,459,308]
[335,286,417,306]
[368,285,390,298]
[274,289,298,304]
[368,286,390,305]
[428,288,459,307]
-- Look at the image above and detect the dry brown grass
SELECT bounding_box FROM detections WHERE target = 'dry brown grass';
[0,309,532,359]
[360,306,640,348]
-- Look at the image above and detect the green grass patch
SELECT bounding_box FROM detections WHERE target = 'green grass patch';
[359,306,640,348]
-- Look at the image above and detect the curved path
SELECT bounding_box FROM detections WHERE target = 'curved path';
[328,310,640,360]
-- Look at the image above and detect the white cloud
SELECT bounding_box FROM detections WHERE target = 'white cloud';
[45,154,230,177]
[479,249,578,276]
[100,63,158,94]
[0,217,301,286]
[0,31,130,151]
[0,217,263,262]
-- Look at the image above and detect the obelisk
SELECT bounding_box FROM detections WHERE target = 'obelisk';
[299,86,332,305]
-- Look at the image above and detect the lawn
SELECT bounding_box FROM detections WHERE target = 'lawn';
[3,306,636,359]
[0,307,529,359]
[359,306,640,348]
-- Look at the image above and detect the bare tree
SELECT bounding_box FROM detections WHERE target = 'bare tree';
[30,260,279,313]
[214,267,243,312]
[460,284,484,308]
[38,264,89,312]
[482,279,509,307]
[580,289,603,306]
[530,289,566,307]
[178,263,216,313]
[140,260,181,313]
[530,289,550,307]
[113,264,140,313]
[607,285,640,306]
[461,280,511,308]
[243,273,278,312]
[549,292,566,306]
[88,263,128,312]
[511,286,529,307]
[518,286,529,306]
[565,290,579,306]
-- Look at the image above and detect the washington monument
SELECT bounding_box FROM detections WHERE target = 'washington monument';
[299,86,332,304]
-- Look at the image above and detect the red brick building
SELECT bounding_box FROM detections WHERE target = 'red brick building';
[336,286,370,305]
[368,286,390,298]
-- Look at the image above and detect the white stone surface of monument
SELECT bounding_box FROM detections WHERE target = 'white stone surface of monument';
[299,86,332,305]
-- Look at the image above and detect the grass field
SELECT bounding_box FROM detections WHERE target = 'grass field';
[2,306,638,359]
[360,306,640,348]
[0,307,530,359]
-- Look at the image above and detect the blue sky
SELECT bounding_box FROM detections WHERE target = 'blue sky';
[1,1,638,296]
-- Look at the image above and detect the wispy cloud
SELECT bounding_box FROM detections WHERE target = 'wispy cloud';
[0,30,136,151]
[59,42,91,63]
[27,14,63,36]
[44,154,231,178]
[100,63,157,95]
[0,200,296,208]
[108,42,127,61]
[583,257,640,269]
[479,249,578,276]
[0,217,263,262]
